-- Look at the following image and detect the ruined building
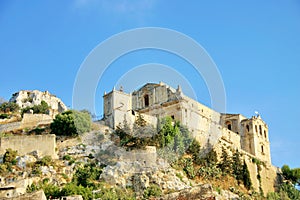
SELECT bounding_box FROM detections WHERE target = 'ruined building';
[103,82,279,194]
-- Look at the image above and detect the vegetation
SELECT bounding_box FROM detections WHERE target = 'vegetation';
[143,184,162,198]
[281,165,300,186]
[0,113,9,119]
[27,161,136,200]
[0,102,19,113]
[21,100,50,116]
[0,148,18,174]
[50,110,92,136]
[265,165,300,200]
[115,115,193,156]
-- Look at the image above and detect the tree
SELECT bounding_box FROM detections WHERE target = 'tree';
[282,165,300,186]
[232,149,243,183]
[50,110,91,136]
[202,149,218,167]
[187,139,201,164]
[242,160,252,190]
[218,147,232,174]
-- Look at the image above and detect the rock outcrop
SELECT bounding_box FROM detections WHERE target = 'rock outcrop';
[1,190,47,200]
[9,90,67,113]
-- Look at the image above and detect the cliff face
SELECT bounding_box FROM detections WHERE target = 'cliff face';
[9,90,67,113]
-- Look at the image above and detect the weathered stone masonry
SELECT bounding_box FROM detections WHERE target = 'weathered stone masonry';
[103,82,279,194]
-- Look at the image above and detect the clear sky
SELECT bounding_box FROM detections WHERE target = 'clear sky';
[0,1,299,168]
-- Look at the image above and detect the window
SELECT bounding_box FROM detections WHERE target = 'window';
[144,94,149,107]
[246,124,250,132]
[264,130,267,138]
[259,125,262,135]
[171,115,175,120]
[261,145,264,153]
[227,124,232,130]
[226,121,232,130]
[255,125,258,133]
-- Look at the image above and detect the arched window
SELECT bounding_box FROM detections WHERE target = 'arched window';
[144,94,149,107]
[226,121,232,130]
[246,124,250,132]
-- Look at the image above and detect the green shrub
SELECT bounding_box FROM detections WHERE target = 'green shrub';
[3,148,18,164]
[72,162,103,188]
[50,110,92,136]
[63,155,72,161]
[0,113,9,119]
[0,102,19,113]
[36,156,53,166]
[61,183,92,200]
[143,184,162,198]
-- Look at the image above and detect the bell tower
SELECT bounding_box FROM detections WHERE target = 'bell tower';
[241,115,271,164]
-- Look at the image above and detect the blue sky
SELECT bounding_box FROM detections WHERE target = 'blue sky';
[0,1,300,168]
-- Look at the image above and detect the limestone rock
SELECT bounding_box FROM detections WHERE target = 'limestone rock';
[16,155,36,169]
[214,189,240,200]
[2,190,46,200]
[9,90,67,113]
[133,172,150,193]
[157,184,215,200]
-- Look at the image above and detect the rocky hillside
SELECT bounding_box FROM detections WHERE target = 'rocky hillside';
[9,90,67,113]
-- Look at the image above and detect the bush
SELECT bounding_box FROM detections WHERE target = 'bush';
[143,184,162,198]
[60,183,93,200]
[36,156,53,166]
[0,102,19,113]
[32,100,49,114]
[21,100,50,116]
[63,155,72,161]
[0,113,9,119]
[3,148,18,164]
[72,162,103,188]
[50,110,92,136]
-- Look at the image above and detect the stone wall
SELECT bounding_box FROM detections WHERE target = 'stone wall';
[0,113,53,133]
[0,134,57,159]
[22,113,53,127]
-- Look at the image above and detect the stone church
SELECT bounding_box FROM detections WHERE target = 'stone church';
[103,82,279,194]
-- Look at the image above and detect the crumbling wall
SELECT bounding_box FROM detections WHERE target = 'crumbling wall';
[0,134,57,159]
[0,113,53,133]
